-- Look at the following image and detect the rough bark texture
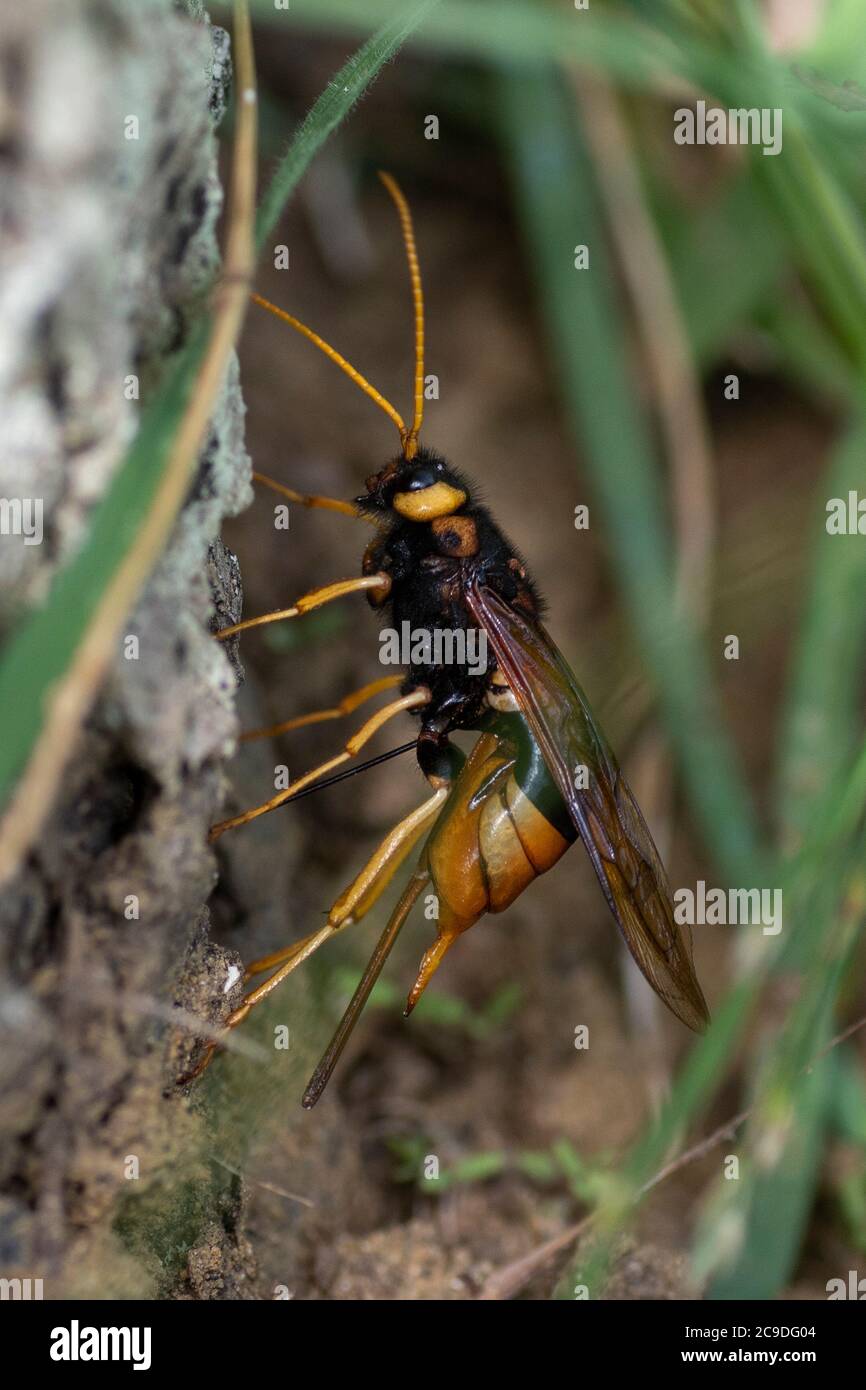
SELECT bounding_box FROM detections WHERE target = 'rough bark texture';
[0,0,258,1298]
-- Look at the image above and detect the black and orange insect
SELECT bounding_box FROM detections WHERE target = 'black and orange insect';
[190,172,709,1107]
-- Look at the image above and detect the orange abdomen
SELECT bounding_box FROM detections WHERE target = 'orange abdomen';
[425,732,571,934]
[404,723,574,1014]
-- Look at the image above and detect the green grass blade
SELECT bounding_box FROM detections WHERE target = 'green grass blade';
[252,0,440,253]
[657,172,788,367]
[776,417,866,845]
[697,413,866,1298]
[700,1050,834,1299]
[492,63,759,879]
[697,858,863,1298]
[270,0,866,381]
[0,322,208,805]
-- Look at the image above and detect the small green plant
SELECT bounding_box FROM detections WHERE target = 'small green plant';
[328,969,522,1040]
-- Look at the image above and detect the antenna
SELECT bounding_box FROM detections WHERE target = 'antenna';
[250,171,426,461]
[377,170,425,459]
[250,291,407,443]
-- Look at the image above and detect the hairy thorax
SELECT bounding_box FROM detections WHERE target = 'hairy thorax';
[363,498,542,733]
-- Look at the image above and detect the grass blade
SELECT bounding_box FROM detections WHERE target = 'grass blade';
[777,418,866,847]
[493,62,759,879]
[252,0,440,253]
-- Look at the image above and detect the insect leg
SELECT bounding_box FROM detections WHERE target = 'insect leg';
[181,785,447,1084]
[301,737,466,1107]
[215,572,391,640]
[302,866,430,1109]
[404,914,467,1017]
[208,686,430,839]
[252,471,372,522]
[177,924,332,1085]
[243,782,448,982]
[239,675,402,743]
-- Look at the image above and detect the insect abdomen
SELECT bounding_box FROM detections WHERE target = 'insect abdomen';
[479,773,571,913]
[406,715,574,1014]
[424,731,571,934]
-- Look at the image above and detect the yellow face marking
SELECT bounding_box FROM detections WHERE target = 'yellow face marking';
[393,481,467,521]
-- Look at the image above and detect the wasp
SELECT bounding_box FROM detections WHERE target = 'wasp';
[190,172,709,1107]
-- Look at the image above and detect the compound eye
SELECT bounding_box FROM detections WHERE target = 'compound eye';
[406,466,437,491]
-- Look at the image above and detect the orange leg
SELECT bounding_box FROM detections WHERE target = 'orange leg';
[302,867,431,1108]
[240,674,402,744]
[404,900,478,1017]
[209,686,430,840]
[181,784,448,1083]
[252,470,373,522]
[404,922,464,1016]
[215,572,390,641]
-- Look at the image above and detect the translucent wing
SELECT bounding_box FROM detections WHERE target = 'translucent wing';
[466,580,709,1032]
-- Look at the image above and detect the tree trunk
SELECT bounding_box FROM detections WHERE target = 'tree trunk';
[0,0,258,1298]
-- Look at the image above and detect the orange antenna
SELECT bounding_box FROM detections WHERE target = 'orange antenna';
[250,292,407,444]
[250,173,426,461]
[377,171,425,460]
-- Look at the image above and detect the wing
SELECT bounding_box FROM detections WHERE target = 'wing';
[466,579,709,1032]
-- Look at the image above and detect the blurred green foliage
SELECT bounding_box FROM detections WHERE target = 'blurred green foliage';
[245,0,866,1300]
[328,968,522,1039]
[4,0,864,1299]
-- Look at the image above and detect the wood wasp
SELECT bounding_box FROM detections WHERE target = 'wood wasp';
[188,172,709,1107]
